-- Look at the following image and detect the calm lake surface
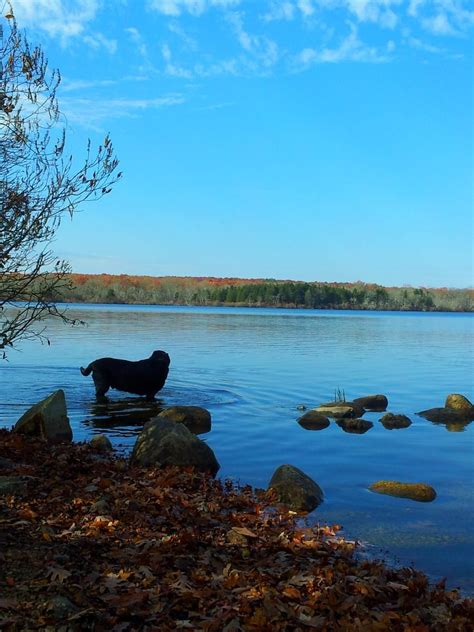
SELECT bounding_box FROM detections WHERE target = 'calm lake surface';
[1,305,473,592]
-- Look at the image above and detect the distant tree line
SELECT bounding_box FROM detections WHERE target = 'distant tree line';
[36,274,473,312]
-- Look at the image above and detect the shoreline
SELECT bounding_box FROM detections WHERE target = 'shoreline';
[53,299,473,314]
[1,429,473,629]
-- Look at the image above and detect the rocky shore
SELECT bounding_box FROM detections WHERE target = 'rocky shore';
[1,388,473,629]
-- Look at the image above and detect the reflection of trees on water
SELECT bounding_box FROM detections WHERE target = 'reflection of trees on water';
[83,397,165,430]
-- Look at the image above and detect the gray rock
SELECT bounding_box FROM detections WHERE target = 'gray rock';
[297,411,330,431]
[90,434,113,452]
[90,498,109,513]
[130,418,220,476]
[46,595,78,619]
[315,401,365,418]
[268,464,323,513]
[336,418,373,434]
[14,390,72,443]
[158,406,211,434]
[296,404,307,411]
[0,457,16,471]
[352,394,388,411]
[380,413,412,430]
[0,476,29,496]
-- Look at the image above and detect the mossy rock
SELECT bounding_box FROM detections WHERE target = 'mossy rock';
[445,394,474,419]
[297,411,330,431]
[380,413,412,430]
[369,480,436,502]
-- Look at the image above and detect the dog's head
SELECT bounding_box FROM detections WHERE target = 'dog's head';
[150,350,171,366]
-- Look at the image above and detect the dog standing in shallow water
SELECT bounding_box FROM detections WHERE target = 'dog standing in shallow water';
[80,350,170,400]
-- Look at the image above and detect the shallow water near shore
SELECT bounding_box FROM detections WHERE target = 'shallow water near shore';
[1,304,473,592]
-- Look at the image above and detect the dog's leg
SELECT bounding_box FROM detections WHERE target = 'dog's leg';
[92,371,110,398]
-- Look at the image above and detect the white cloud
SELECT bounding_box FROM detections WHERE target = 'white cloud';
[83,32,117,54]
[262,1,295,22]
[10,0,99,41]
[148,0,240,16]
[295,23,388,66]
[61,94,185,129]
[227,11,279,67]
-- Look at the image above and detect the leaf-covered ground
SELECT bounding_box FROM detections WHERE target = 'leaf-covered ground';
[0,430,472,631]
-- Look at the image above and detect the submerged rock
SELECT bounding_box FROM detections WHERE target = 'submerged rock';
[268,464,323,513]
[417,407,467,424]
[353,394,388,411]
[130,418,220,476]
[297,411,330,431]
[158,406,211,434]
[380,413,412,430]
[14,390,72,443]
[369,480,436,502]
[336,418,373,434]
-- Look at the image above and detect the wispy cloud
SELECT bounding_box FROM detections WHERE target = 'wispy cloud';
[294,23,389,67]
[83,32,118,54]
[61,94,185,130]
[147,0,241,17]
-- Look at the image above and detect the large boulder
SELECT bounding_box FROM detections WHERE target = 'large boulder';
[445,394,474,419]
[130,418,220,477]
[14,390,72,443]
[369,480,436,502]
[313,401,364,419]
[158,406,211,434]
[267,464,323,513]
[380,413,412,430]
[297,411,330,431]
[352,394,388,411]
[336,418,373,434]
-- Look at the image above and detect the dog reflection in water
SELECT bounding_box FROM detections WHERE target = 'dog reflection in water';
[80,350,170,400]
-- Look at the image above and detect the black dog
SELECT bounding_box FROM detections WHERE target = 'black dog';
[80,350,170,400]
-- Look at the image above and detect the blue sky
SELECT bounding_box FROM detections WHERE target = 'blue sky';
[7,0,474,287]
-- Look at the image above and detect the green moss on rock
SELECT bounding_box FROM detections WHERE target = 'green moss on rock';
[369,480,436,502]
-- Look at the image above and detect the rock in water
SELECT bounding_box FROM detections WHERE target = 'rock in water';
[14,390,72,443]
[130,418,220,476]
[336,418,373,434]
[369,480,436,502]
[297,411,330,431]
[90,434,113,452]
[445,394,474,419]
[313,402,364,419]
[417,408,468,424]
[268,464,323,512]
[158,406,211,434]
[380,413,412,430]
[352,394,388,411]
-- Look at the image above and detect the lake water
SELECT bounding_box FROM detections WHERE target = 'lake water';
[1,305,473,592]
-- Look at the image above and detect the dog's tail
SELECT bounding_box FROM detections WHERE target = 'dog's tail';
[80,364,92,376]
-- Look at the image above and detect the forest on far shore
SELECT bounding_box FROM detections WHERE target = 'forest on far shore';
[48,274,473,312]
